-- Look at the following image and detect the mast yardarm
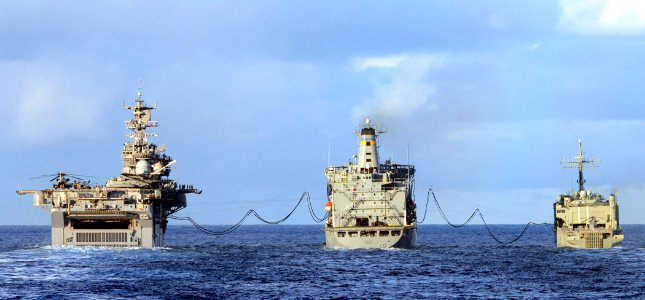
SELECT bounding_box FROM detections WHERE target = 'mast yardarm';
[561,139,599,192]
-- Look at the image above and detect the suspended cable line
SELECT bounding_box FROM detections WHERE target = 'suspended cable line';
[170,191,328,236]
[416,185,431,223]
[427,187,551,244]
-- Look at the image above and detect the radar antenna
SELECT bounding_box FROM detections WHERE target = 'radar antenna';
[561,139,599,192]
[137,79,142,98]
[124,81,158,149]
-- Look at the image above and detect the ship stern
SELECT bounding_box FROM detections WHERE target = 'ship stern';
[324,225,416,249]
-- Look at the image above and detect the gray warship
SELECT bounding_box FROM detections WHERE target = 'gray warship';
[324,118,417,248]
[17,87,201,248]
[553,140,623,248]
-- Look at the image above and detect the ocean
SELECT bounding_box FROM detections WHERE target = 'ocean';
[1,224,643,299]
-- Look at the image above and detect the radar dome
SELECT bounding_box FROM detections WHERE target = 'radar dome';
[135,160,152,175]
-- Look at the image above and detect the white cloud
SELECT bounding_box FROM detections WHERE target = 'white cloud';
[352,55,408,71]
[445,126,525,142]
[528,43,541,50]
[559,0,645,34]
[351,54,443,126]
[14,76,98,143]
[488,14,507,29]
[444,119,645,143]
[632,40,645,48]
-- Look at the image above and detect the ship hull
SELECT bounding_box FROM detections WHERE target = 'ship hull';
[555,228,623,249]
[50,210,164,248]
[324,226,416,249]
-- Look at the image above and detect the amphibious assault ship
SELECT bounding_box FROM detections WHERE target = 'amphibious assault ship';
[553,140,623,248]
[324,118,417,248]
[17,87,201,248]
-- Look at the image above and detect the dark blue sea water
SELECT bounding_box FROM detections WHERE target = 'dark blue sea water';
[1,224,643,299]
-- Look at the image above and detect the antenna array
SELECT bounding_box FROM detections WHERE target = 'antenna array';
[561,139,600,192]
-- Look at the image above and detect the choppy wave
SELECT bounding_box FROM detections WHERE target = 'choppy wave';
[1,225,644,299]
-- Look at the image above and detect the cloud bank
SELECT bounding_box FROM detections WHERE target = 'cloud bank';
[351,54,442,127]
[11,73,100,144]
[559,0,645,34]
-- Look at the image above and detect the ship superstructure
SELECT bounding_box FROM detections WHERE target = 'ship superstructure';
[553,140,623,248]
[17,86,201,248]
[324,118,417,248]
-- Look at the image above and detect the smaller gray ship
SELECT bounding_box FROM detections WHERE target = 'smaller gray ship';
[324,118,417,249]
[553,140,623,248]
[17,86,201,248]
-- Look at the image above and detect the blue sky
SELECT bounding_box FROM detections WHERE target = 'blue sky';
[2,0,645,225]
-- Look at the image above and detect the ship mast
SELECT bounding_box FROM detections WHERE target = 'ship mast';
[121,81,160,176]
[562,139,599,192]
[125,81,158,152]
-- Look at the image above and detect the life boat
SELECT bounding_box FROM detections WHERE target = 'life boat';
[324,200,333,212]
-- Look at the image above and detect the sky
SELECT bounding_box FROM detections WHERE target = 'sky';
[2,0,645,225]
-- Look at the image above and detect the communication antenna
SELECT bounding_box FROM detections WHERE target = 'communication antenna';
[407,141,411,180]
[327,141,331,167]
[407,141,410,165]
[561,139,599,192]
[137,79,143,102]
